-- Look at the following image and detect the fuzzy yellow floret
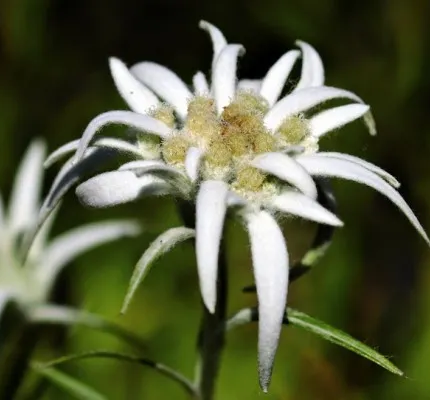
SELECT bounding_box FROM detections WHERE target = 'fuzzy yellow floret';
[162,134,190,165]
[234,91,269,115]
[150,104,176,128]
[205,140,232,168]
[232,166,266,192]
[185,96,220,139]
[278,115,310,144]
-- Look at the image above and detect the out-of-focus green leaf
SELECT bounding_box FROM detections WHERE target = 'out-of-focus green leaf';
[32,365,106,400]
[37,350,197,397]
[28,304,147,351]
[121,226,195,314]
[287,307,404,376]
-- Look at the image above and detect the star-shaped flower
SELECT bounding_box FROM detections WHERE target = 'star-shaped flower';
[0,140,140,323]
[47,21,429,390]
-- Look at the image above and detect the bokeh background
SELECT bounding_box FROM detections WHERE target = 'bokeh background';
[1,0,430,398]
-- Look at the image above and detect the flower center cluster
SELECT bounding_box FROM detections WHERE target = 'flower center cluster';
[149,92,313,199]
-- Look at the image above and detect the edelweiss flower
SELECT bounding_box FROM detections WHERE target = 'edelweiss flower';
[0,140,140,322]
[47,21,429,390]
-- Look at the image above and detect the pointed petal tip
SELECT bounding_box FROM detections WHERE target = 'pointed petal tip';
[204,298,216,314]
[198,20,210,28]
[258,366,272,393]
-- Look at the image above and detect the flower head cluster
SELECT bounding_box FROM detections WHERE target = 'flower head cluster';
[0,141,139,322]
[47,21,429,390]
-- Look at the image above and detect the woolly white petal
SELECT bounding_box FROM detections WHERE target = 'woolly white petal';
[45,138,142,168]
[294,40,324,90]
[251,152,317,199]
[184,147,203,182]
[76,171,169,208]
[264,86,363,132]
[226,192,247,207]
[119,159,166,172]
[213,44,245,114]
[8,140,46,234]
[199,20,228,70]
[270,190,343,226]
[309,104,370,138]
[246,210,288,392]
[38,221,140,293]
[237,79,262,93]
[119,159,187,179]
[316,152,400,188]
[297,154,430,244]
[260,50,300,106]
[75,111,171,161]
[130,62,192,119]
[196,180,229,313]
[193,71,209,95]
[109,57,159,114]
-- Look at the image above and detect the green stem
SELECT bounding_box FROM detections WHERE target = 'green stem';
[178,202,228,400]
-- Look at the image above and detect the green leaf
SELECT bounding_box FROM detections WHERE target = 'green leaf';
[226,307,404,376]
[36,350,196,397]
[28,304,147,351]
[32,365,106,400]
[287,307,404,376]
[121,226,195,314]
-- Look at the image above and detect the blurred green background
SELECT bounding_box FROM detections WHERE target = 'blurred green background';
[1,0,430,398]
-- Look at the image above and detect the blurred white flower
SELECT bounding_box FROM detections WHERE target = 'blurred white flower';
[0,140,140,321]
[47,21,429,391]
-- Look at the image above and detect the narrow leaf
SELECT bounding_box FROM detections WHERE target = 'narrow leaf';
[287,307,404,376]
[36,350,196,397]
[226,307,404,377]
[121,227,195,314]
[32,365,106,400]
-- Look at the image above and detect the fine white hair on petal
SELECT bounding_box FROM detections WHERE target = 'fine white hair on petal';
[270,190,343,226]
[184,147,203,182]
[316,152,400,188]
[45,138,142,169]
[109,57,159,114]
[75,111,171,161]
[8,140,46,235]
[196,180,229,313]
[76,170,169,208]
[37,220,140,295]
[237,79,262,93]
[193,71,210,95]
[213,44,246,114]
[264,86,364,132]
[245,210,289,392]
[260,50,301,106]
[297,154,430,245]
[251,152,318,199]
[199,20,228,70]
[309,104,370,138]
[130,62,193,119]
[294,40,325,91]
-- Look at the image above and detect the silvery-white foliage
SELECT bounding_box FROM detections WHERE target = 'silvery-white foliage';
[0,140,140,322]
[47,20,429,391]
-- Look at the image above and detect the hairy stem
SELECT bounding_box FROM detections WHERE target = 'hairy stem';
[178,201,228,400]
